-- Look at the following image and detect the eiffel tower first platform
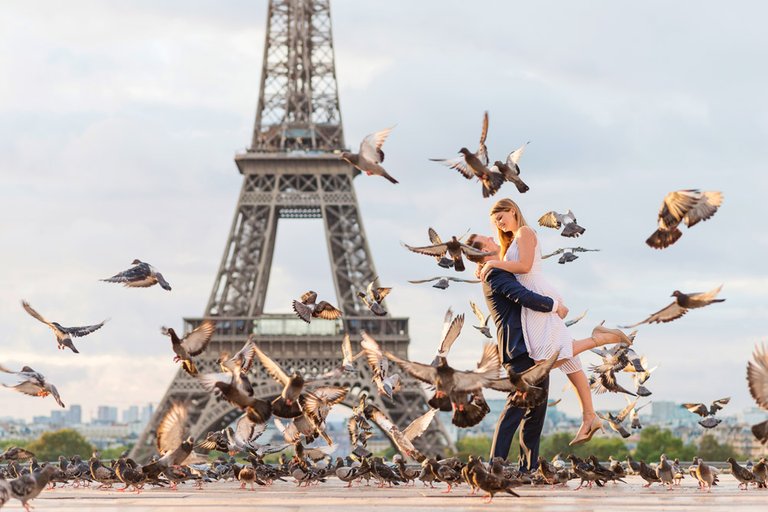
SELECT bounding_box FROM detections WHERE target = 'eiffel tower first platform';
[131,0,453,461]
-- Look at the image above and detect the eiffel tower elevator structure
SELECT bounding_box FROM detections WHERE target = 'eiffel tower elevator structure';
[131,0,453,461]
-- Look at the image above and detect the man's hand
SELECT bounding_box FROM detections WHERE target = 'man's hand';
[479,260,499,281]
[556,303,569,319]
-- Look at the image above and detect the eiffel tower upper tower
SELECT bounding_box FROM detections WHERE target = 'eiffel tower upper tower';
[131,0,452,461]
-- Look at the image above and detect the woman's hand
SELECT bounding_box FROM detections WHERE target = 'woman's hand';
[479,260,500,281]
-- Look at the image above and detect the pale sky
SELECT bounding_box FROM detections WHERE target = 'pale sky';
[1,1,766,425]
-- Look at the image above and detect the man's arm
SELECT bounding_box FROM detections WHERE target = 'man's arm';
[486,269,557,314]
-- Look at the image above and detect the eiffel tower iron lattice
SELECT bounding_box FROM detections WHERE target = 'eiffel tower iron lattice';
[131,0,453,462]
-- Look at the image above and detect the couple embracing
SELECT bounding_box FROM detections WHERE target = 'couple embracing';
[465,198,633,471]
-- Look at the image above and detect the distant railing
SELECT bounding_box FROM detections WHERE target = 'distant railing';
[183,315,409,338]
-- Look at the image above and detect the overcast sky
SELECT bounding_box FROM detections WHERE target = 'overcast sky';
[1,1,766,425]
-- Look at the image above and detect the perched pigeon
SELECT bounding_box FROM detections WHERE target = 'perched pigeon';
[340,127,398,184]
[681,397,730,428]
[469,301,492,338]
[620,285,725,328]
[0,364,65,408]
[161,320,216,376]
[292,291,342,323]
[542,247,600,264]
[646,189,723,249]
[490,142,530,194]
[21,300,107,354]
[430,112,504,198]
[408,276,480,289]
[101,259,171,290]
[538,210,585,237]
[404,236,494,272]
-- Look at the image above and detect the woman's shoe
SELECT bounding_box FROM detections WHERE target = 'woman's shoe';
[591,323,634,347]
[569,416,604,446]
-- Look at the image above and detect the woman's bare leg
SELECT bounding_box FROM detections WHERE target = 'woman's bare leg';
[548,338,596,369]
[568,370,597,438]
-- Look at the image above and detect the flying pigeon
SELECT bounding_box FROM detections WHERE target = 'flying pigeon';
[681,397,730,428]
[428,228,456,268]
[21,300,107,354]
[161,320,216,376]
[407,276,480,289]
[620,285,725,328]
[538,210,586,238]
[489,141,530,193]
[646,189,723,249]
[430,112,505,198]
[292,291,342,323]
[469,301,492,338]
[542,247,600,264]
[101,259,171,290]
[747,344,768,444]
[340,127,399,184]
[357,277,391,316]
[403,236,494,272]
[0,364,65,408]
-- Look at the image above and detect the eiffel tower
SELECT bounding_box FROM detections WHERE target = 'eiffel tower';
[131,0,452,461]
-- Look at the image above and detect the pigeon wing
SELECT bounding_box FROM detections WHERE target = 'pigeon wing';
[437,313,464,357]
[235,414,267,445]
[446,277,481,283]
[658,190,700,228]
[48,384,65,408]
[359,127,394,164]
[253,345,290,386]
[687,284,724,303]
[430,156,474,179]
[157,402,188,453]
[102,264,152,286]
[384,351,437,385]
[197,372,231,392]
[457,242,496,257]
[407,277,441,284]
[541,248,565,259]
[360,332,388,379]
[402,408,438,442]
[7,381,44,397]
[538,211,562,229]
[616,398,638,423]
[469,301,485,324]
[313,301,342,320]
[476,111,489,165]
[21,301,52,327]
[64,320,107,338]
[181,320,216,356]
[748,344,768,410]
[403,242,449,257]
[681,403,709,417]
[505,142,528,168]
[684,191,723,228]
[427,228,443,245]
[620,301,687,328]
[521,350,560,386]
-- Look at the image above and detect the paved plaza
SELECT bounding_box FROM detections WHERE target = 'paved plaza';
[13,475,767,511]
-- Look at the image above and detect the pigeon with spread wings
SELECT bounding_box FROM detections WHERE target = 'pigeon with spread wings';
[314,334,363,381]
[646,189,723,249]
[142,403,205,486]
[357,277,391,317]
[21,300,107,354]
[253,345,309,419]
[408,276,480,289]
[101,259,171,290]
[487,350,560,408]
[161,320,216,376]
[620,285,725,328]
[360,331,401,399]
[469,301,492,338]
[747,344,768,444]
[681,397,730,428]
[432,312,465,365]
[538,210,586,238]
[430,112,504,198]
[364,404,437,462]
[340,127,399,184]
[196,412,268,456]
[292,291,342,324]
[490,141,530,193]
[0,364,65,408]
[597,398,638,438]
[542,247,600,264]
[404,236,494,272]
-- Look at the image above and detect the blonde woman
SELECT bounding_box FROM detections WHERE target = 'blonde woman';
[477,198,633,445]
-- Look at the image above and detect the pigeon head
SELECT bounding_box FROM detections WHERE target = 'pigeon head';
[458,147,472,156]
[131,259,143,265]
[493,160,504,167]
[671,290,683,299]
[339,152,357,164]
[20,366,35,373]
[727,457,736,464]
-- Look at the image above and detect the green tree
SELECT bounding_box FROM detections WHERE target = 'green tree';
[632,426,696,462]
[454,435,493,461]
[697,434,742,461]
[0,439,30,452]
[25,429,93,462]
[99,445,133,460]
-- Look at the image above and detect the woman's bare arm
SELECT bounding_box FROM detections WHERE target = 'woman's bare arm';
[480,227,536,279]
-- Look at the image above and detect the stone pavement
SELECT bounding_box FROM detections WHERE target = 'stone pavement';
[15,475,767,511]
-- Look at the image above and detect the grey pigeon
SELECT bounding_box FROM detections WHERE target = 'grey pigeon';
[565,309,588,327]
[428,228,456,268]
[408,276,480,289]
[102,259,171,290]
[620,285,725,328]
[404,236,494,272]
[0,364,65,408]
[432,312,465,364]
[542,247,600,264]
[340,127,398,184]
[357,277,391,316]
[469,301,492,338]
[21,300,107,354]
[360,332,401,399]
[538,209,585,237]
[656,454,674,489]
[489,141,530,193]
[430,112,504,198]
[646,189,723,249]
[681,397,730,429]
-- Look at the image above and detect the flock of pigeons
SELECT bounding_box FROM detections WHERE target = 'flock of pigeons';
[2,110,765,509]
